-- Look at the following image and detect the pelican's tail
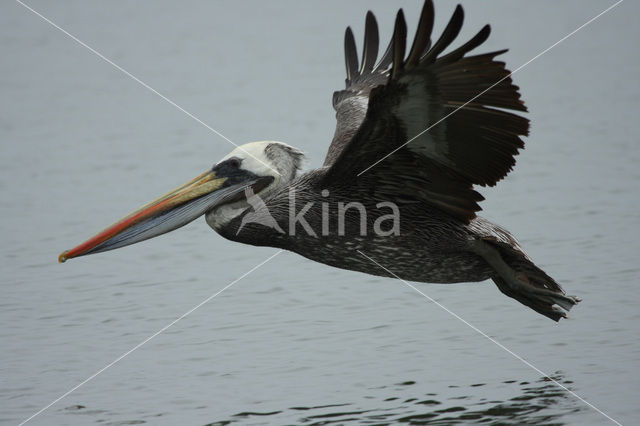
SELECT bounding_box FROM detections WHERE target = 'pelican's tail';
[473,238,580,321]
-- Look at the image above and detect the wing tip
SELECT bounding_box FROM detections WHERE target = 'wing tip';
[360,10,380,75]
[406,0,435,68]
[344,26,359,84]
[391,9,408,79]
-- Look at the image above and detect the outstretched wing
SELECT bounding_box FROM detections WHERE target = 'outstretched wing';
[322,0,529,223]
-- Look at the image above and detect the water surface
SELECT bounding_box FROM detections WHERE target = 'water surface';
[2,1,639,425]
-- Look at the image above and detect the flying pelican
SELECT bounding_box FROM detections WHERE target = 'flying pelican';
[59,1,580,321]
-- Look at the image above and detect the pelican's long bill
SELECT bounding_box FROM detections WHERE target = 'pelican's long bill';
[59,170,258,263]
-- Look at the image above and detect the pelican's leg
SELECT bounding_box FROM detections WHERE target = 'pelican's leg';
[471,239,580,320]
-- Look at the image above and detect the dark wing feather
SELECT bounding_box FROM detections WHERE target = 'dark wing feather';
[359,12,379,75]
[344,27,359,84]
[376,34,395,72]
[421,5,463,64]
[322,0,528,223]
[391,10,407,79]
[405,0,434,68]
[324,10,394,167]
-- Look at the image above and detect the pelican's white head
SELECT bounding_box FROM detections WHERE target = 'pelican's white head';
[220,140,305,189]
[205,141,306,229]
[59,141,305,262]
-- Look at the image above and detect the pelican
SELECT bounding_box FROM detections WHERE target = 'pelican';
[59,1,580,321]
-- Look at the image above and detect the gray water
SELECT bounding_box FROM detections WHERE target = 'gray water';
[2,1,639,425]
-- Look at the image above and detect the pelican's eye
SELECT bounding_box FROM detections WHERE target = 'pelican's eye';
[227,158,241,169]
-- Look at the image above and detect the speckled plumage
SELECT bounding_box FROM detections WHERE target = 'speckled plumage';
[219,172,493,283]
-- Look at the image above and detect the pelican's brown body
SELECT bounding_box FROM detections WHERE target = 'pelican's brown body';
[217,169,577,321]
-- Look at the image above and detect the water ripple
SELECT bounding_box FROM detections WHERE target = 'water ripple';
[201,374,580,425]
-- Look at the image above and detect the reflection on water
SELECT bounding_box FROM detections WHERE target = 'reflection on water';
[199,374,580,425]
